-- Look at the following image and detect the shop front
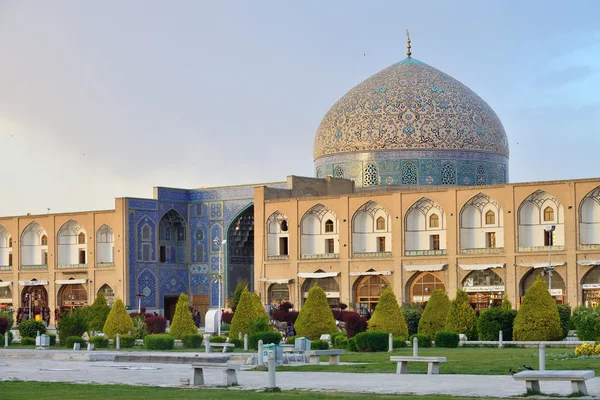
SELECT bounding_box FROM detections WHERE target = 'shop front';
[0,280,12,311]
[19,279,49,325]
[299,272,340,306]
[460,264,505,311]
[57,279,88,312]
[581,265,600,308]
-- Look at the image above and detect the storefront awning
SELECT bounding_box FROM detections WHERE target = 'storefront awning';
[0,281,12,288]
[403,264,446,272]
[583,283,600,290]
[259,278,294,284]
[459,264,505,271]
[516,262,566,268]
[349,271,392,276]
[19,280,49,286]
[577,260,600,266]
[56,279,88,285]
[297,272,340,279]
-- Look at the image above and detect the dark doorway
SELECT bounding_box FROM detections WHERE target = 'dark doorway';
[227,205,254,298]
[164,296,179,322]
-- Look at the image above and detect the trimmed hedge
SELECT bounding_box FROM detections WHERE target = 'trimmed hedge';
[311,340,329,350]
[209,335,228,343]
[393,337,407,348]
[435,331,460,348]
[231,338,243,348]
[169,293,197,340]
[249,331,282,349]
[409,334,432,348]
[286,335,296,345]
[47,333,56,346]
[103,298,134,340]
[513,278,562,341]
[18,319,46,338]
[120,334,136,348]
[21,337,36,346]
[330,331,346,343]
[89,336,109,348]
[368,287,408,338]
[347,336,358,352]
[334,335,348,349]
[445,290,477,340]
[65,336,86,348]
[229,288,269,339]
[144,334,175,350]
[57,311,87,342]
[418,290,450,336]
[572,306,600,341]
[182,334,203,348]
[145,315,167,334]
[402,305,422,336]
[294,286,337,340]
[477,307,516,341]
[354,331,388,352]
[556,303,571,339]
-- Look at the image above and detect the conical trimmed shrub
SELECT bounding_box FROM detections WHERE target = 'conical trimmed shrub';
[169,293,198,339]
[513,278,562,341]
[229,288,269,339]
[445,290,477,339]
[295,285,338,340]
[86,291,111,333]
[418,289,450,336]
[102,298,134,340]
[368,287,408,338]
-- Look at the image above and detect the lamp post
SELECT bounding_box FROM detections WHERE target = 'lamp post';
[25,292,32,319]
[212,238,227,336]
[545,225,556,291]
[135,293,145,313]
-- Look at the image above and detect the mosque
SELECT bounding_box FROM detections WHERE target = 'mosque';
[1,36,600,325]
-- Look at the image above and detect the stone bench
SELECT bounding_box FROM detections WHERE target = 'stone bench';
[390,356,447,375]
[190,361,241,386]
[207,342,235,353]
[308,349,345,365]
[513,370,595,395]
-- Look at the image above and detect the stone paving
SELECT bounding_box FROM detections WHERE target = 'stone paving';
[0,351,599,398]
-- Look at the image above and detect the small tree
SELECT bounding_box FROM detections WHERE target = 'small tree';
[57,310,88,344]
[556,303,571,339]
[445,290,477,339]
[295,285,338,340]
[402,305,421,336]
[85,291,111,334]
[418,289,450,336]
[169,293,198,339]
[513,278,562,341]
[231,280,248,312]
[102,298,134,340]
[500,295,513,310]
[368,287,408,338]
[229,289,269,339]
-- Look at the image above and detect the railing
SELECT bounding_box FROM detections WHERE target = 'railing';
[404,249,447,257]
[57,263,88,270]
[300,253,340,260]
[460,247,504,255]
[518,245,564,253]
[20,264,48,270]
[266,255,289,261]
[0,265,12,271]
[579,244,600,251]
[352,251,392,259]
[97,262,115,268]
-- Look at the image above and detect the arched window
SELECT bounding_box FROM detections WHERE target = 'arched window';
[441,162,456,185]
[544,206,554,222]
[41,235,48,246]
[402,162,418,185]
[355,275,390,313]
[281,221,288,232]
[363,164,379,186]
[410,272,445,304]
[325,219,334,233]
[429,214,439,228]
[78,232,86,244]
[142,225,151,241]
[376,217,385,230]
[485,210,495,225]
[195,229,204,241]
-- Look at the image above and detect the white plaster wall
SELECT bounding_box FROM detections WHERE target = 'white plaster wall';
[580,198,600,244]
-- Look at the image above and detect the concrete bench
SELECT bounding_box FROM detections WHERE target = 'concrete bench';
[190,361,241,386]
[308,349,345,365]
[208,342,235,353]
[390,356,447,375]
[513,370,595,395]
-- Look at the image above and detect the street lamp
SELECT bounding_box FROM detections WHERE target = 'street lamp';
[135,293,145,313]
[544,225,556,291]
[25,292,32,318]
[212,238,227,336]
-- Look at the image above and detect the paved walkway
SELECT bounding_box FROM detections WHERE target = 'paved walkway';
[1,351,599,398]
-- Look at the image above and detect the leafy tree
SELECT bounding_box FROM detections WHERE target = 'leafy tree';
[477,307,516,341]
[418,289,450,336]
[513,278,562,341]
[102,298,134,340]
[500,295,513,310]
[556,303,572,339]
[572,306,600,341]
[295,285,338,340]
[57,310,88,344]
[84,291,111,334]
[402,305,421,336]
[445,290,477,339]
[367,287,408,338]
[0,311,13,332]
[231,279,248,312]
[229,288,269,339]
[169,293,198,339]
[17,319,46,338]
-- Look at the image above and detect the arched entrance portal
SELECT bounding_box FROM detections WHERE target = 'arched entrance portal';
[582,266,600,307]
[520,268,565,304]
[268,284,290,305]
[462,269,505,311]
[58,281,88,312]
[408,272,445,306]
[354,275,390,315]
[98,284,115,306]
[227,206,254,298]
[20,280,49,324]
[302,276,339,306]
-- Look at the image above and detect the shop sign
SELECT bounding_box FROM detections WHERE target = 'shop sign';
[583,283,600,290]
[304,291,340,298]
[0,298,12,303]
[412,295,431,302]
[20,280,49,286]
[549,289,563,296]
[463,285,505,293]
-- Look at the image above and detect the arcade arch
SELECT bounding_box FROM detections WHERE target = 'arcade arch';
[57,220,88,266]
[352,201,391,255]
[460,194,504,253]
[518,190,564,249]
[97,225,114,264]
[407,272,445,305]
[405,198,446,255]
[266,211,289,258]
[20,222,48,266]
[300,204,338,258]
[580,186,600,246]
[520,268,565,304]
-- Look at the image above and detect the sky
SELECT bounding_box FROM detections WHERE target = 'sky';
[1,1,599,216]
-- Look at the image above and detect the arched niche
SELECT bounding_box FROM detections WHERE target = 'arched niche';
[579,186,600,246]
[300,204,338,258]
[20,222,48,266]
[227,205,254,297]
[405,198,446,255]
[97,225,114,264]
[462,269,505,311]
[266,211,289,258]
[58,279,88,311]
[407,272,445,305]
[352,201,391,255]
[0,225,12,268]
[582,266,600,307]
[459,194,504,253]
[0,280,12,307]
[518,190,564,249]
[57,220,87,266]
[268,283,290,305]
[301,272,339,306]
[353,274,390,314]
[158,210,187,264]
[520,268,565,304]
[97,283,115,306]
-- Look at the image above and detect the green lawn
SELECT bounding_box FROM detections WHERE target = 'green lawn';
[0,382,505,400]
[277,347,599,375]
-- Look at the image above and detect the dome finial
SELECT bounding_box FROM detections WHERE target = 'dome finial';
[406,29,412,58]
